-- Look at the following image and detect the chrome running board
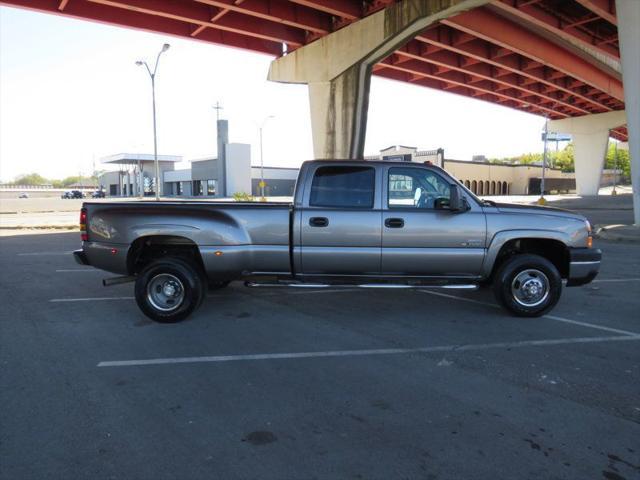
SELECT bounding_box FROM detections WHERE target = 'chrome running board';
[245,282,478,291]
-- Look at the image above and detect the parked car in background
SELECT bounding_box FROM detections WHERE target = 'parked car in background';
[62,190,85,199]
[91,190,106,198]
[18,193,29,199]
[75,160,600,323]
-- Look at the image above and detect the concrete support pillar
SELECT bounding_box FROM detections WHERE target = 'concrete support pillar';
[269,0,488,159]
[548,110,626,196]
[126,171,131,196]
[616,0,640,224]
[308,65,371,158]
[572,130,609,195]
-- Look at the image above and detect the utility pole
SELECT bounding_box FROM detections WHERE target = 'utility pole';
[213,101,223,122]
[538,117,548,205]
[259,115,275,200]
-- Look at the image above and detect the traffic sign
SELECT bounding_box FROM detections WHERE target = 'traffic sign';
[542,132,572,142]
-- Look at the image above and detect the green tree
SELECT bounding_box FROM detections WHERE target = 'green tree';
[60,175,97,187]
[549,142,575,172]
[604,142,630,180]
[13,173,49,185]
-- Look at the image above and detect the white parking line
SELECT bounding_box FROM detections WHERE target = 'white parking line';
[55,269,97,272]
[592,278,640,283]
[18,251,72,256]
[419,290,640,337]
[97,334,640,367]
[48,289,362,303]
[50,296,134,302]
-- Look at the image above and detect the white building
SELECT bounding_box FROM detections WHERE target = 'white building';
[98,153,182,197]
[99,119,299,198]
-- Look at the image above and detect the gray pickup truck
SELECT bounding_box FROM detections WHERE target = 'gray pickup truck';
[75,160,601,322]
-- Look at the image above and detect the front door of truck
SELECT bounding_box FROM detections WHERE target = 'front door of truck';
[298,164,381,275]
[381,165,486,277]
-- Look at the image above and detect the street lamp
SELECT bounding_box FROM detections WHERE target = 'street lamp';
[259,115,275,200]
[136,43,170,201]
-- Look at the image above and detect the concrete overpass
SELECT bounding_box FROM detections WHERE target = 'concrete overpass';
[2,0,638,223]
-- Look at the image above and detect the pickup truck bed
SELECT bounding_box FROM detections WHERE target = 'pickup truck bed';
[81,201,294,277]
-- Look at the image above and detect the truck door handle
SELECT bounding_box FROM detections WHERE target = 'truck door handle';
[309,217,329,227]
[385,218,404,228]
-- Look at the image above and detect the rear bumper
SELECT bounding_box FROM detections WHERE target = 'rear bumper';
[73,249,90,266]
[566,248,601,287]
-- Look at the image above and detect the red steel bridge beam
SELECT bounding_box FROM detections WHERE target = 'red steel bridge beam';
[87,0,306,45]
[380,54,591,116]
[575,0,616,25]
[0,0,286,54]
[413,27,620,113]
[373,66,554,117]
[194,0,333,34]
[389,44,603,115]
[287,0,361,20]
[489,0,619,59]
[378,59,571,118]
[440,7,624,100]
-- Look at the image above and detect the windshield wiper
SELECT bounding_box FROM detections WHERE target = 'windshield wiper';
[482,199,497,206]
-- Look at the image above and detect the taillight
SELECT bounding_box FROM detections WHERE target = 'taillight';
[80,208,88,241]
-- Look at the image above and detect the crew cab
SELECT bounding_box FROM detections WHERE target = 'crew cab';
[74,160,601,322]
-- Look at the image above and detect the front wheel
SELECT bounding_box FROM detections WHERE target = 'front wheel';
[134,257,205,323]
[493,254,562,317]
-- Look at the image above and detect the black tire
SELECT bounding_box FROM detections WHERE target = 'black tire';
[134,257,205,323]
[493,254,562,317]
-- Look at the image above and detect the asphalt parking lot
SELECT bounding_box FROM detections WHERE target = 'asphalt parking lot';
[1,232,639,480]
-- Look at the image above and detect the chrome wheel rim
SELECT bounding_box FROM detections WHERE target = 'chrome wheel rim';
[511,269,549,307]
[147,273,185,312]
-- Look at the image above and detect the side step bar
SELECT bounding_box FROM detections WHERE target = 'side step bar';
[245,282,478,291]
[103,275,136,287]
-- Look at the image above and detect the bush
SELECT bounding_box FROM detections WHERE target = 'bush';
[232,192,254,202]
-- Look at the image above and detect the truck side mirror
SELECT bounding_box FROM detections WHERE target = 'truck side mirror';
[449,184,467,212]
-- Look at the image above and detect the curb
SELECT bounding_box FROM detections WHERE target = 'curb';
[0,225,77,230]
[594,225,640,244]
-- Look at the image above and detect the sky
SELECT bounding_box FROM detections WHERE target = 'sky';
[0,5,548,182]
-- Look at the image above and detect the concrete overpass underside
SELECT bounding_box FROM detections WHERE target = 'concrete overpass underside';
[2,0,638,222]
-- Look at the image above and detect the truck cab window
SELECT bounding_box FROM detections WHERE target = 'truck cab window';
[388,168,451,209]
[309,166,375,208]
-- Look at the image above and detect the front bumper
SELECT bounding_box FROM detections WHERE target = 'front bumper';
[566,247,602,286]
[73,249,90,266]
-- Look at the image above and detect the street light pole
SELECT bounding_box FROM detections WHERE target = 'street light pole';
[538,117,548,205]
[136,43,170,201]
[613,138,618,196]
[259,115,275,200]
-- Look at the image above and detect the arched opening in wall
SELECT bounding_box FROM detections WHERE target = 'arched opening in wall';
[491,181,496,195]
[465,180,470,189]
[478,181,484,195]
[506,183,510,195]
[497,181,503,195]
[472,180,477,194]
[485,181,490,195]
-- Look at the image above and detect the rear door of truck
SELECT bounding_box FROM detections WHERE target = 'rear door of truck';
[296,163,382,275]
